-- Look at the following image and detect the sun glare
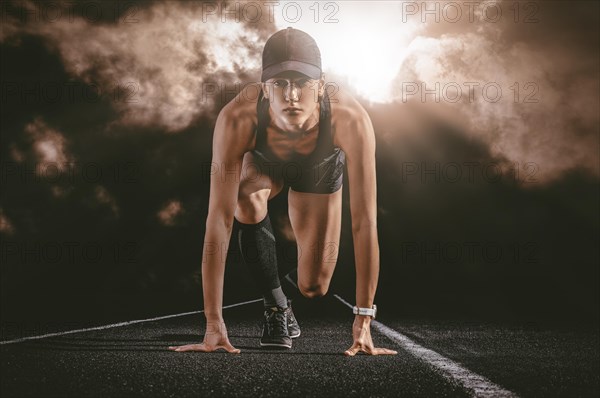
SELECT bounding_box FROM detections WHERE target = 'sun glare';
[274,1,421,103]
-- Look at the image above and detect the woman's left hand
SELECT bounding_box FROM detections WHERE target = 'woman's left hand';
[344,316,398,356]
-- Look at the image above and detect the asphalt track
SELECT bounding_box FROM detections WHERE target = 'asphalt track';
[1,294,598,398]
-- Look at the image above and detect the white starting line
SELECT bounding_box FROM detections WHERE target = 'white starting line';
[0,298,262,346]
[333,294,519,398]
[1,294,519,397]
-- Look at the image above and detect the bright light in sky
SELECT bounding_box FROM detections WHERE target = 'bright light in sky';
[273,1,422,103]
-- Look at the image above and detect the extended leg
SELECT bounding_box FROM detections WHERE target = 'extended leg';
[234,152,286,308]
[233,152,297,348]
[236,213,287,309]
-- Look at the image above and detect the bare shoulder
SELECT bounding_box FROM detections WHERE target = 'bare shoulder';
[326,84,373,149]
[214,83,262,154]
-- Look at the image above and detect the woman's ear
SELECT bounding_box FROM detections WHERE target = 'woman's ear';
[261,82,269,100]
[318,73,326,98]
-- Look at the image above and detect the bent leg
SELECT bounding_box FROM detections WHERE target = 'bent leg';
[288,186,343,299]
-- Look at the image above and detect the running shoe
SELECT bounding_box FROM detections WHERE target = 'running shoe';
[285,299,301,338]
[260,306,292,348]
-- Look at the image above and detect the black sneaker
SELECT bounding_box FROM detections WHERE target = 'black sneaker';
[285,299,301,338]
[260,306,292,348]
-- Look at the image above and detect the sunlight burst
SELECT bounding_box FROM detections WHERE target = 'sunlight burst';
[274,1,422,103]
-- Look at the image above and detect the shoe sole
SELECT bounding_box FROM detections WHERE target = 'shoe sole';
[260,342,292,349]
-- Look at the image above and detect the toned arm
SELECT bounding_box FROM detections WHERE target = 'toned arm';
[335,91,397,357]
[336,96,379,309]
[202,98,254,322]
[168,89,258,354]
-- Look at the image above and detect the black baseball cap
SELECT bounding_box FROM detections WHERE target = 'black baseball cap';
[261,27,322,82]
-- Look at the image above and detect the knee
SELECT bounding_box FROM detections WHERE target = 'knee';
[235,193,267,224]
[299,282,329,299]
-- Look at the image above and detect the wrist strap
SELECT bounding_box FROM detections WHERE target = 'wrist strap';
[352,304,377,319]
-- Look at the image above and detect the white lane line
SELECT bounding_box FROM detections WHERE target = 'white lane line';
[0,298,262,346]
[284,274,298,289]
[333,294,519,398]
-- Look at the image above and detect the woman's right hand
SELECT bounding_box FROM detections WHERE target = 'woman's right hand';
[168,320,240,353]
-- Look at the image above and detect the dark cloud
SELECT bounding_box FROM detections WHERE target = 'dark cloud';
[1,0,274,132]
[391,0,599,183]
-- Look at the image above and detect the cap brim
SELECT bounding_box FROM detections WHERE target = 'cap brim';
[261,61,321,82]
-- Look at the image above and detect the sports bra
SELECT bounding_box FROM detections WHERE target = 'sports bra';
[250,87,346,194]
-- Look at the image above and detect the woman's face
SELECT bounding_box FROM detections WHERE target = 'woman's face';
[262,70,324,132]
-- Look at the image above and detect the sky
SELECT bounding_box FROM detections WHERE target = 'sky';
[0,0,598,322]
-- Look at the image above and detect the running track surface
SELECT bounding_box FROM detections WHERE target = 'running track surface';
[1,294,598,397]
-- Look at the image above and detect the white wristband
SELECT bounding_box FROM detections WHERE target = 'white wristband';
[352,304,377,319]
